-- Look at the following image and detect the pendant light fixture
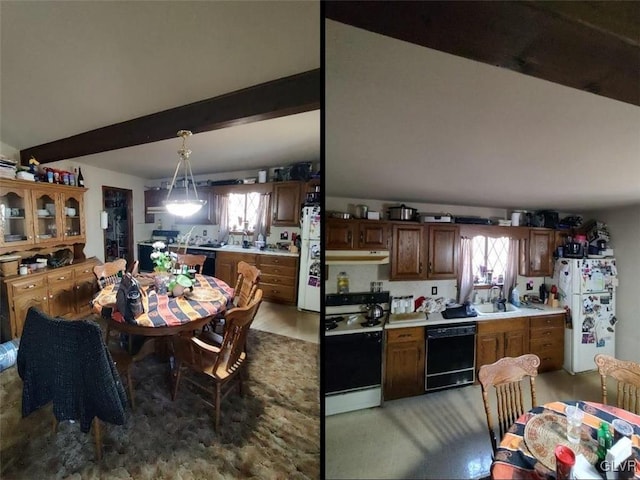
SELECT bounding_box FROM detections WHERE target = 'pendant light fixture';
[164,130,206,217]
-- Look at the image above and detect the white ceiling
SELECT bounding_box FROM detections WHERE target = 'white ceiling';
[325,21,640,212]
[0,1,319,178]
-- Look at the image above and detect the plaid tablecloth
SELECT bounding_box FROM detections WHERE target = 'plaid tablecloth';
[92,274,234,327]
[492,401,640,479]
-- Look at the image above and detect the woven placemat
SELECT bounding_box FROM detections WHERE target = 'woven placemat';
[523,412,598,470]
[184,288,225,303]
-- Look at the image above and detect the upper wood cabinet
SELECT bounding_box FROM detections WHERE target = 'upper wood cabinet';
[271,181,302,226]
[325,218,389,250]
[427,225,459,279]
[0,179,87,255]
[520,228,554,277]
[390,223,427,281]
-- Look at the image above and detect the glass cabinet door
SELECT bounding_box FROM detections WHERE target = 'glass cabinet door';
[62,193,84,240]
[0,185,34,248]
[31,190,61,244]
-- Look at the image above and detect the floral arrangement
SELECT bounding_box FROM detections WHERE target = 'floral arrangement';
[150,241,174,273]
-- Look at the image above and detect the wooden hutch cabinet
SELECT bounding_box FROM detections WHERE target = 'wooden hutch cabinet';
[0,179,87,254]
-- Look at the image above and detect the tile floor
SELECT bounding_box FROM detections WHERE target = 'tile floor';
[250,300,320,344]
[325,369,603,479]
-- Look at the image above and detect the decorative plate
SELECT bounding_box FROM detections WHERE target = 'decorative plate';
[184,288,224,303]
[523,412,598,470]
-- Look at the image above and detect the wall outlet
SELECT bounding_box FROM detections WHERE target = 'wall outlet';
[203,229,207,236]
[431,286,437,295]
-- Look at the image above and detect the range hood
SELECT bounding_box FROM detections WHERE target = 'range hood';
[325,250,390,265]
[146,206,166,214]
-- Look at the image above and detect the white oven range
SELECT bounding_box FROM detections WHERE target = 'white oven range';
[324,291,389,416]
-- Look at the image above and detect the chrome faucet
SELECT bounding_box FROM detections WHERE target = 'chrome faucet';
[489,286,506,311]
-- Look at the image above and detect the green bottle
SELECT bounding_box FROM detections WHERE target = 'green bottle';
[597,422,612,461]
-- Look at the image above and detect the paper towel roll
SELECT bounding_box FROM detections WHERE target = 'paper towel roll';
[100,211,108,229]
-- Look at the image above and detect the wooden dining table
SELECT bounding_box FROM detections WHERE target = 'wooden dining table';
[91,273,234,359]
[491,400,640,479]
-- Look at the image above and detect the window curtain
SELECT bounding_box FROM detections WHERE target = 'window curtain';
[216,194,229,242]
[252,193,271,241]
[503,238,520,302]
[458,237,474,304]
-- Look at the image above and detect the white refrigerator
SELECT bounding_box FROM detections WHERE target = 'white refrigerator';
[297,205,320,312]
[554,258,618,374]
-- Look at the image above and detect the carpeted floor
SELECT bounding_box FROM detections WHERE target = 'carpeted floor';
[0,328,319,479]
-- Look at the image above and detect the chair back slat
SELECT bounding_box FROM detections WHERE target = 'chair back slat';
[595,354,640,414]
[215,289,263,375]
[234,261,261,308]
[478,354,540,453]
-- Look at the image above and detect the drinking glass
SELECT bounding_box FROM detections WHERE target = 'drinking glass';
[565,405,584,443]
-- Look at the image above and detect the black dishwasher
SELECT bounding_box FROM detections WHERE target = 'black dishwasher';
[425,322,477,391]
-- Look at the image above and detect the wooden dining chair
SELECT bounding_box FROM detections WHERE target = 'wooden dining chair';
[170,289,263,431]
[176,253,206,274]
[234,261,261,307]
[478,354,540,454]
[17,307,128,461]
[594,354,640,414]
[93,258,127,290]
[207,260,261,343]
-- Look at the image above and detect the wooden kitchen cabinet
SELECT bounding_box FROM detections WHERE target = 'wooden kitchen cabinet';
[529,314,564,372]
[427,224,459,279]
[476,317,529,372]
[520,228,554,277]
[215,252,257,287]
[384,327,425,400]
[0,257,99,340]
[271,181,302,226]
[257,254,299,304]
[325,218,389,250]
[144,189,165,223]
[215,251,298,305]
[0,179,87,255]
[390,223,427,281]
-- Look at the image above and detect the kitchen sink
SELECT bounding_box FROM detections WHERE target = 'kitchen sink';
[474,303,520,315]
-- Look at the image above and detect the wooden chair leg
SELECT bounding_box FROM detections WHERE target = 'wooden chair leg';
[93,418,103,461]
[127,368,135,409]
[215,382,221,432]
[171,361,182,401]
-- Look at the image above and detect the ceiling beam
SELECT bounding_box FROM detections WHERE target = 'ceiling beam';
[325,1,640,106]
[20,69,321,165]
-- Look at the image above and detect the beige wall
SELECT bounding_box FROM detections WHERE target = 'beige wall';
[581,204,640,362]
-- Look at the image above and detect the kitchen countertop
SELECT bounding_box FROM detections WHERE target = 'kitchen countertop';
[385,303,565,329]
[137,242,298,257]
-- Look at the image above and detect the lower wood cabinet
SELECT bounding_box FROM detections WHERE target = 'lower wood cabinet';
[476,317,529,372]
[215,251,299,305]
[529,314,565,372]
[1,257,99,340]
[257,254,299,305]
[384,327,425,400]
[215,252,257,288]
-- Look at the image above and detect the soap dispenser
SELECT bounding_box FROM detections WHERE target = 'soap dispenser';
[511,284,521,307]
